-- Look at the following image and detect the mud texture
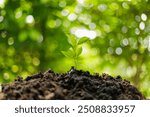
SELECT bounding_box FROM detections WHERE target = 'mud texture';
[0,67,145,100]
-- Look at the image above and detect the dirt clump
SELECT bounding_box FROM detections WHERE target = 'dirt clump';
[0,67,145,100]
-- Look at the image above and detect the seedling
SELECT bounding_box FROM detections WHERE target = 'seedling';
[62,34,88,68]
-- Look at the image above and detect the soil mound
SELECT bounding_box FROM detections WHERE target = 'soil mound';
[0,67,144,100]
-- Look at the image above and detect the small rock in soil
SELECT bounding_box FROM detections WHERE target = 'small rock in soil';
[0,67,145,100]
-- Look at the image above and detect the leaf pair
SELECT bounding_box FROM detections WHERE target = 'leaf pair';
[61,34,89,68]
[67,34,88,47]
[78,37,89,45]
[61,47,82,58]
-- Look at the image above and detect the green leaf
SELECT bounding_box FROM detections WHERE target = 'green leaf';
[77,37,89,45]
[76,47,82,56]
[66,34,77,47]
[61,48,74,58]
[61,51,72,58]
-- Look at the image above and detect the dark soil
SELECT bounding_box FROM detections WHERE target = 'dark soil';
[0,67,145,100]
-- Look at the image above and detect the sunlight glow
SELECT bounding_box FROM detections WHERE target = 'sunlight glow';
[61,9,69,16]
[141,13,147,21]
[122,38,129,46]
[26,15,34,24]
[89,22,96,29]
[68,13,77,21]
[73,28,97,40]
[77,0,84,4]
[115,47,122,55]
[0,0,4,5]
[139,22,145,30]
[0,0,5,8]
[98,4,107,12]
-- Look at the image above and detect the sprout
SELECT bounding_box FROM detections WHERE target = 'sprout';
[62,34,88,68]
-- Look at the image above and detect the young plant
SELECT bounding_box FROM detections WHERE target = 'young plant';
[62,34,88,68]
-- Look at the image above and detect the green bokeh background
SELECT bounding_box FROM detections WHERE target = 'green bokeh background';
[0,0,150,98]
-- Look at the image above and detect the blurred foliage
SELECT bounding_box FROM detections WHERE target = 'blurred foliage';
[0,0,150,98]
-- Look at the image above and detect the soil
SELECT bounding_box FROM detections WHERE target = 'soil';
[0,67,145,100]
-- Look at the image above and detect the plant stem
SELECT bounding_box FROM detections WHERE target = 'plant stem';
[74,57,78,68]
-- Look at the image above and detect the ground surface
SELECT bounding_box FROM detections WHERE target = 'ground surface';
[0,67,144,100]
